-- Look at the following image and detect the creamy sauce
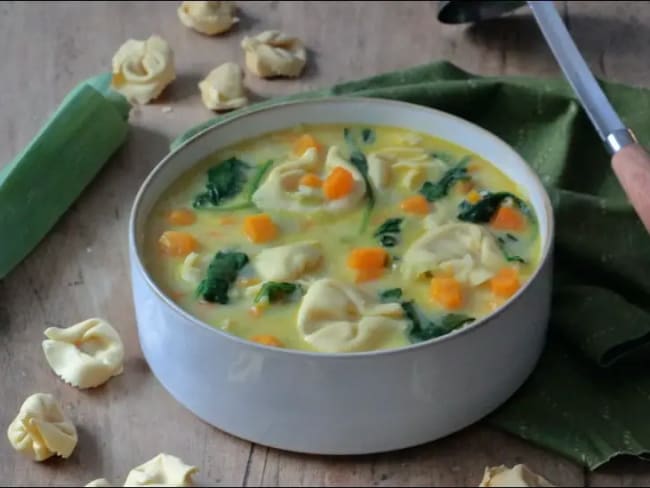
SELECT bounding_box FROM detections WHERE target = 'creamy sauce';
[144,124,541,353]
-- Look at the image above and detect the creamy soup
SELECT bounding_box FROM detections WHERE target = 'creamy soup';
[144,124,540,353]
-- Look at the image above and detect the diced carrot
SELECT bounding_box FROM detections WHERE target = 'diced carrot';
[400,195,429,215]
[347,247,389,270]
[323,166,355,200]
[250,334,283,347]
[218,216,237,225]
[249,305,265,318]
[355,267,385,283]
[490,268,521,298]
[243,214,278,243]
[430,276,463,310]
[466,190,482,204]
[491,206,525,231]
[238,277,261,287]
[158,231,199,257]
[167,208,196,226]
[456,180,474,194]
[293,134,322,155]
[299,173,322,188]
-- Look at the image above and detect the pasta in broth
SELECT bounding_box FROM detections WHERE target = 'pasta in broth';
[144,124,541,353]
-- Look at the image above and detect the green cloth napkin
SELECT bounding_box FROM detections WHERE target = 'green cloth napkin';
[0,73,130,279]
[173,61,650,470]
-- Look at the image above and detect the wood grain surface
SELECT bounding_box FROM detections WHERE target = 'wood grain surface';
[1,1,649,486]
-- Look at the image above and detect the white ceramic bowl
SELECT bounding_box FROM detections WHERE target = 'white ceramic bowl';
[129,98,554,455]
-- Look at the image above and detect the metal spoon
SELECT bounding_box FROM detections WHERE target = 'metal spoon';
[438,0,650,232]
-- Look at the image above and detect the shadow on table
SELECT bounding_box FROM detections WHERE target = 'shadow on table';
[465,13,650,82]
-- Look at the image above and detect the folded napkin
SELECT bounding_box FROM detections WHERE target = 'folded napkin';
[0,73,130,279]
[173,61,650,470]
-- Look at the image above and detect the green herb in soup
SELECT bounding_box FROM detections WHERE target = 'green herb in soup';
[146,124,541,353]
[419,156,471,202]
[374,217,403,248]
[196,251,249,304]
[193,157,251,209]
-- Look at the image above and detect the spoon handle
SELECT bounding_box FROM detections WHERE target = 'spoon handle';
[612,144,650,233]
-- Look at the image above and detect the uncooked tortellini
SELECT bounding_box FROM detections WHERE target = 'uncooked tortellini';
[177,1,238,35]
[297,279,407,353]
[124,453,198,487]
[241,30,307,78]
[254,241,323,281]
[479,465,554,487]
[402,222,506,285]
[198,62,248,111]
[111,35,176,104]
[42,318,125,389]
[7,393,78,462]
[252,146,366,215]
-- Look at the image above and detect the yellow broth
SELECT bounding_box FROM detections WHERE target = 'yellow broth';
[144,124,541,353]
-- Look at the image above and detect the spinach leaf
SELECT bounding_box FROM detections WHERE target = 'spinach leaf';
[193,157,251,209]
[247,159,274,200]
[373,217,403,248]
[343,127,355,147]
[496,235,526,263]
[401,300,474,343]
[254,281,302,304]
[361,128,376,144]
[379,288,403,303]
[430,151,455,164]
[457,191,531,223]
[196,251,249,304]
[419,155,472,202]
[349,150,375,233]
[344,127,376,145]
[374,217,403,236]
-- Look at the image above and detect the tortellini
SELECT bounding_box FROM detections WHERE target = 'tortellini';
[479,465,554,487]
[124,453,198,487]
[42,318,125,389]
[402,222,506,285]
[367,147,446,191]
[7,393,78,462]
[111,35,176,105]
[252,146,366,214]
[181,252,202,284]
[198,62,248,111]
[241,30,307,78]
[177,1,238,35]
[253,240,323,281]
[297,279,407,353]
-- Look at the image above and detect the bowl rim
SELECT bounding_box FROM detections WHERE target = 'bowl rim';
[129,96,555,359]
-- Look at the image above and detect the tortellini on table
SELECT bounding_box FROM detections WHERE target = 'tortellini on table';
[252,146,366,214]
[123,453,198,487]
[42,318,125,389]
[402,222,506,286]
[297,278,408,353]
[7,393,78,462]
[253,240,323,282]
[177,1,238,35]
[198,62,248,111]
[111,35,176,105]
[241,30,307,78]
[479,464,554,487]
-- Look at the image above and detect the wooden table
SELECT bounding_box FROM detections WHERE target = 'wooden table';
[1,1,649,486]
